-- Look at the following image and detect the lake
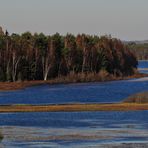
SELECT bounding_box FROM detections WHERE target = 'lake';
[0,61,147,147]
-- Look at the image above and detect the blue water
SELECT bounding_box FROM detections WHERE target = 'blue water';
[0,111,148,128]
[0,79,147,105]
[138,60,148,74]
[138,61,148,69]
[0,61,147,147]
[0,111,148,147]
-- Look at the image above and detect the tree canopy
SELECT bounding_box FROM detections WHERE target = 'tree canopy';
[0,27,138,82]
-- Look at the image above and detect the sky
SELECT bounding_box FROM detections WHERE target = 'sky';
[0,0,148,41]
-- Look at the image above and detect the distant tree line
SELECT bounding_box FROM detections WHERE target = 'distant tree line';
[128,42,148,60]
[0,27,137,82]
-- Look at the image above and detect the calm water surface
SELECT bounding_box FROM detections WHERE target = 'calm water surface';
[0,61,147,147]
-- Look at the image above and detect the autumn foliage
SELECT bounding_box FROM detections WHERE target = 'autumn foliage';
[0,28,138,82]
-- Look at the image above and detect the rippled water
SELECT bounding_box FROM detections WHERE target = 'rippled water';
[0,61,147,147]
[0,78,148,105]
[0,111,148,147]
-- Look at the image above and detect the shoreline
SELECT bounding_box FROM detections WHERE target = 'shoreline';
[0,73,148,91]
[0,103,148,113]
[0,73,148,113]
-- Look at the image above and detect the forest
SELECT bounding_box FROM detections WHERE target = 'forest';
[0,27,137,82]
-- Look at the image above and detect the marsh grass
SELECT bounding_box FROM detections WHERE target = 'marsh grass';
[0,103,148,112]
[124,92,148,103]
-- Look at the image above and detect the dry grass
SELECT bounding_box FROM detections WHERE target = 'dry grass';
[0,72,147,91]
[124,91,148,103]
[0,103,148,113]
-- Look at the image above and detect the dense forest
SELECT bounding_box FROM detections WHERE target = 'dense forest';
[0,27,137,82]
[127,42,148,60]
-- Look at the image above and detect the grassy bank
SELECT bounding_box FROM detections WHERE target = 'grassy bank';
[124,91,148,103]
[0,103,148,113]
[0,72,147,91]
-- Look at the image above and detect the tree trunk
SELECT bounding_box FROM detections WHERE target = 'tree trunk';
[6,60,10,81]
[82,47,87,73]
[12,52,21,82]
[42,56,51,81]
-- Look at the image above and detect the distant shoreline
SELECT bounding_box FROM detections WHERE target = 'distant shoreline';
[0,73,147,91]
[0,103,148,113]
[138,60,148,61]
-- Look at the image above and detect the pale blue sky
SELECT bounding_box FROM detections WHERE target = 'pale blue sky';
[0,0,148,40]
